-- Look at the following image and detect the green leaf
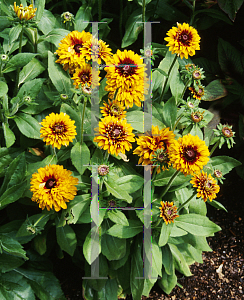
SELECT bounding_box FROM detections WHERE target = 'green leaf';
[2,122,15,148]
[121,9,143,48]
[208,200,228,212]
[170,71,185,103]
[106,220,143,239]
[17,78,45,100]
[209,156,241,175]
[181,233,212,252]
[14,268,66,300]
[61,103,81,142]
[9,24,22,44]
[115,175,144,194]
[38,28,70,47]
[37,9,59,35]
[161,97,177,130]
[2,53,37,73]
[161,245,173,275]
[74,5,92,32]
[168,243,192,276]
[126,111,165,132]
[35,0,46,22]
[71,142,90,175]
[33,233,47,256]
[109,240,131,270]
[101,230,126,260]
[104,178,132,203]
[0,148,23,177]
[218,0,244,21]
[0,16,11,31]
[0,234,27,259]
[154,168,191,187]
[14,112,41,139]
[158,222,174,247]
[170,224,188,237]
[0,81,8,97]
[202,79,227,101]
[177,243,203,264]
[158,267,177,295]
[151,238,162,277]
[69,194,91,224]
[83,227,101,264]
[0,181,26,208]
[175,214,221,236]
[56,223,77,256]
[48,51,73,97]
[18,58,45,87]
[0,253,24,273]
[107,210,129,226]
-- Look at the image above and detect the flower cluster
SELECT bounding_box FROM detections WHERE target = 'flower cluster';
[13,2,37,21]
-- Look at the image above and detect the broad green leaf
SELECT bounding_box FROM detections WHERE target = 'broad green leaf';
[2,122,15,148]
[0,152,25,195]
[177,243,203,264]
[158,267,177,295]
[17,78,45,99]
[170,224,188,237]
[56,223,77,256]
[48,51,73,97]
[161,245,173,275]
[218,0,244,21]
[38,28,70,47]
[207,199,228,212]
[104,178,132,203]
[209,156,241,175]
[33,233,47,256]
[83,227,101,264]
[0,81,8,97]
[0,16,11,31]
[0,253,24,273]
[18,58,45,86]
[14,112,41,139]
[109,240,131,270]
[154,168,191,187]
[0,181,26,208]
[170,71,185,103]
[0,234,27,259]
[107,210,129,226]
[162,97,177,130]
[75,5,92,32]
[151,238,162,277]
[14,268,66,300]
[115,175,144,194]
[175,214,221,236]
[2,53,36,73]
[71,141,90,175]
[69,194,91,224]
[0,148,23,177]
[168,243,192,276]
[9,24,22,44]
[61,103,81,142]
[121,9,143,48]
[101,232,126,261]
[106,220,143,238]
[158,222,174,247]
[181,233,212,252]
[37,9,59,34]
[35,0,46,22]
[202,79,227,101]
[130,236,144,300]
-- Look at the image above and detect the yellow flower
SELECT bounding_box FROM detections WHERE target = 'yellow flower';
[71,63,100,89]
[164,22,200,59]
[55,30,92,73]
[190,171,220,202]
[82,37,112,64]
[14,2,37,21]
[169,134,210,176]
[94,115,135,156]
[133,126,175,173]
[189,86,204,100]
[104,49,148,108]
[40,112,77,149]
[100,99,126,119]
[30,164,79,211]
[159,201,179,225]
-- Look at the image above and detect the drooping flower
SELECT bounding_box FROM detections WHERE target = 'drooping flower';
[169,134,210,176]
[82,37,112,64]
[104,49,148,108]
[14,2,37,21]
[190,171,220,202]
[30,164,79,211]
[55,30,92,73]
[94,116,135,156]
[100,99,126,119]
[189,85,205,100]
[133,126,175,173]
[40,112,77,149]
[159,201,179,224]
[165,22,200,59]
[71,63,100,89]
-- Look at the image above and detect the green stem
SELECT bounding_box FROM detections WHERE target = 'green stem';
[119,0,123,40]
[190,0,196,26]
[98,0,102,22]
[81,97,87,145]
[159,170,180,199]
[34,214,46,227]
[152,0,159,19]
[172,114,183,132]
[177,191,197,213]
[160,54,177,102]
[34,28,38,53]
[104,150,109,163]
[152,166,158,181]
[14,25,24,96]
[181,78,191,99]
[210,140,220,157]
[142,0,146,23]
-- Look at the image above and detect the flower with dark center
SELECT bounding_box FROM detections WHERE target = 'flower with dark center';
[82,37,112,64]
[169,134,210,175]
[98,165,109,176]
[94,116,135,156]
[222,126,233,138]
[191,171,220,202]
[14,2,37,21]
[165,22,200,59]
[40,112,77,149]
[214,170,222,178]
[100,99,126,119]
[193,70,202,80]
[60,94,68,100]
[1,54,8,62]
[187,101,195,109]
[191,111,204,123]
[71,63,100,89]
[30,164,78,211]
[189,86,205,100]
[159,201,179,225]
[55,30,92,74]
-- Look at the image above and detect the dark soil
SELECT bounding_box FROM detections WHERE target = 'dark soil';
[58,172,244,300]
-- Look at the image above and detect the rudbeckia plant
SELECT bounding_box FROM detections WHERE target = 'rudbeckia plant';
[0,0,242,299]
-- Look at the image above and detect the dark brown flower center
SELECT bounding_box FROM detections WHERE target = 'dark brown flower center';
[109,200,116,207]
[178,30,192,46]
[184,148,197,161]
[74,44,82,53]
[222,127,233,137]
[117,58,137,77]
[54,123,64,133]
[167,209,172,215]
[45,178,56,189]
[113,128,120,137]
[81,74,89,82]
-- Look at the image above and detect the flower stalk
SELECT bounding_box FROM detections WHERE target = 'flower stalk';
[159,169,180,199]
[81,96,88,145]
[160,54,177,101]
[177,191,197,212]
[210,140,220,157]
